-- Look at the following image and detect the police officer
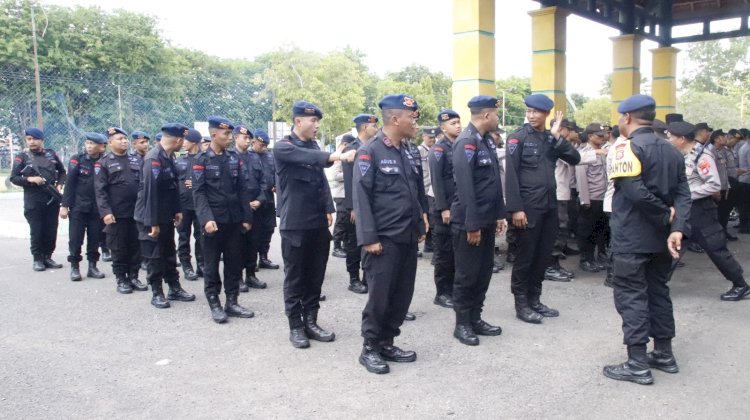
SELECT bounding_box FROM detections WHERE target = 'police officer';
[419,126,437,255]
[232,124,267,292]
[429,110,461,309]
[331,135,351,259]
[175,128,205,280]
[603,94,691,385]
[95,127,148,294]
[134,123,196,309]
[131,131,150,158]
[450,97,506,346]
[667,121,749,301]
[274,101,354,349]
[60,132,107,281]
[341,114,379,294]
[10,128,66,271]
[252,129,280,270]
[193,116,257,323]
[504,95,580,324]
[354,94,425,374]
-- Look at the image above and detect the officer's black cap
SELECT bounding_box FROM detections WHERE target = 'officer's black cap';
[378,94,418,111]
[292,101,324,119]
[106,127,128,138]
[84,132,107,144]
[668,121,696,137]
[653,119,667,133]
[617,94,656,114]
[201,136,211,143]
[185,128,202,143]
[694,122,712,132]
[161,123,189,138]
[207,116,234,130]
[665,113,683,124]
[437,109,460,123]
[131,130,150,140]
[584,123,607,136]
[341,133,356,144]
[353,114,378,124]
[523,94,554,112]
[422,126,439,137]
[468,95,501,110]
[740,128,750,137]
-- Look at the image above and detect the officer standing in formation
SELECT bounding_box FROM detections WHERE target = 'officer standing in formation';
[418,126,436,255]
[11,128,66,271]
[450,97,506,346]
[666,121,750,301]
[429,111,460,309]
[94,127,148,294]
[130,131,150,158]
[252,129,280,271]
[341,114,380,294]
[504,95,580,324]
[232,124,268,291]
[60,132,107,281]
[134,123,196,308]
[354,94,425,374]
[603,94,691,385]
[175,128,205,280]
[192,116,257,323]
[274,101,355,349]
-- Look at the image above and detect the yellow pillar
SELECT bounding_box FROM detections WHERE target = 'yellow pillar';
[610,34,642,124]
[529,7,568,123]
[651,47,679,121]
[452,0,496,122]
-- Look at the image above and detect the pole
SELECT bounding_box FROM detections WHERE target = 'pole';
[30,3,43,128]
[117,84,123,128]
[502,90,506,127]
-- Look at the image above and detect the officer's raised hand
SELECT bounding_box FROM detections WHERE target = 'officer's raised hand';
[550,111,564,139]
[204,220,218,234]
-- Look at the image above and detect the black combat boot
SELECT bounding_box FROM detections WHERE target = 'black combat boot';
[528,294,560,317]
[70,262,82,281]
[150,283,170,309]
[648,338,679,373]
[288,314,309,349]
[32,257,46,272]
[514,295,543,324]
[471,309,503,336]
[603,344,654,385]
[116,276,133,294]
[238,279,249,293]
[224,294,254,318]
[304,309,335,342]
[167,283,196,302]
[87,261,105,279]
[379,338,416,362]
[196,262,204,277]
[720,284,750,301]
[453,311,479,346]
[128,268,148,291]
[433,294,454,308]
[182,262,198,281]
[101,248,112,262]
[348,273,368,294]
[359,339,389,374]
[207,295,228,323]
[258,253,279,269]
[43,256,63,269]
[245,274,267,289]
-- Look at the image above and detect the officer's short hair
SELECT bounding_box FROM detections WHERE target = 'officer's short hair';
[381,108,400,125]
[628,107,656,123]
[355,122,367,133]
[470,107,494,116]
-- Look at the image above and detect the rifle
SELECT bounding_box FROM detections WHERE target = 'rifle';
[20,162,63,205]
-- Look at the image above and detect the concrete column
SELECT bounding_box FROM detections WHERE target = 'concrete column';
[529,6,568,122]
[610,34,642,123]
[651,46,680,121]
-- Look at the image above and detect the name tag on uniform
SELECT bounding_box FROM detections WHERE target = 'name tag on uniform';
[609,140,642,179]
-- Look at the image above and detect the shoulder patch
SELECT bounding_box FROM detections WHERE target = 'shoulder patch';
[70,159,79,168]
[698,158,711,175]
[464,143,476,162]
[508,138,519,155]
[433,146,444,161]
[192,164,204,180]
[357,154,371,176]
[608,140,642,179]
[94,162,102,175]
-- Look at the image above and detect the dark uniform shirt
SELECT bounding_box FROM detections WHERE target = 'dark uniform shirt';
[10,149,66,208]
[257,151,276,192]
[405,139,429,214]
[134,144,180,226]
[429,137,456,213]
[61,152,101,213]
[236,149,267,204]
[191,148,257,227]
[451,123,506,231]
[273,132,335,231]
[342,137,366,211]
[175,152,200,211]
[504,123,581,213]
[353,131,426,245]
[609,126,692,253]
[94,152,142,218]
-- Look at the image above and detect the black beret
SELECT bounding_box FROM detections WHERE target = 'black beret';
[664,113,683,124]
[694,122,712,132]
[185,128,202,143]
[468,95,501,110]
[523,94,554,112]
[422,127,439,137]
[617,94,656,114]
[201,136,211,143]
[24,127,44,140]
[437,109,460,123]
[378,94,418,111]
[106,127,128,138]
[341,134,356,144]
[207,116,234,130]
[653,119,667,132]
[232,125,253,137]
[668,121,696,137]
[353,114,378,124]
[84,132,107,144]
[584,123,607,136]
[740,128,749,137]
[130,130,150,140]
[161,123,190,138]
[292,101,323,119]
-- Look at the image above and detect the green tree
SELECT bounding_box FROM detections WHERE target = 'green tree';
[495,76,531,129]
[682,38,750,95]
[575,97,611,126]
[678,90,750,128]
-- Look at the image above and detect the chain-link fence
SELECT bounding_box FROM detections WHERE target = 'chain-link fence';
[0,70,272,169]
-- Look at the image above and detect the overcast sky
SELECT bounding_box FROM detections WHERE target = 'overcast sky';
[45,0,694,98]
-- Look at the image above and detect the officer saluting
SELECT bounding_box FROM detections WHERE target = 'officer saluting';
[60,132,108,281]
[354,94,426,374]
[450,97,506,346]
[667,121,749,301]
[274,101,354,349]
[175,128,205,280]
[10,128,66,271]
[603,94,691,385]
[95,127,148,294]
[504,95,580,324]
[192,116,257,323]
[134,123,196,309]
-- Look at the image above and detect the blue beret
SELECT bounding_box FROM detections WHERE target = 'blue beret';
[438,109,461,122]
[84,132,107,144]
[292,101,323,119]
[617,94,656,114]
[378,94,418,111]
[353,114,378,124]
[202,136,211,143]
[155,133,162,142]
[24,128,44,140]
[106,127,128,138]
[185,128,202,143]
[254,129,270,144]
[161,123,190,138]
[130,130,150,140]
[467,96,500,110]
[233,125,253,137]
[207,116,234,130]
[523,94,554,112]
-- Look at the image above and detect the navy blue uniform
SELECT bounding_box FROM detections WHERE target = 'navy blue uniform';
[10,149,66,261]
[354,131,425,343]
[504,124,580,298]
[255,150,277,257]
[451,123,505,323]
[236,149,267,277]
[429,137,457,299]
[61,152,103,263]
[341,137,367,280]
[94,152,142,282]
[175,152,203,272]
[273,132,335,328]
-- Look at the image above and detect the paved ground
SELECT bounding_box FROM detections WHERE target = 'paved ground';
[1,191,749,419]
